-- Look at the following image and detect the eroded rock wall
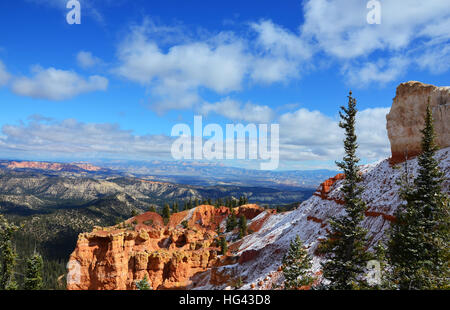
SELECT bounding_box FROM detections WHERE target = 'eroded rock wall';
[67,204,265,290]
[387,81,449,163]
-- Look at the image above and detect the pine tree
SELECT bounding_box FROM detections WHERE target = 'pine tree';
[282,235,315,289]
[388,101,449,289]
[172,202,179,213]
[136,274,152,290]
[24,253,43,290]
[320,91,370,289]
[219,237,228,255]
[226,211,238,232]
[0,215,20,290]
[238,215,248,239]
[162,203,171,222]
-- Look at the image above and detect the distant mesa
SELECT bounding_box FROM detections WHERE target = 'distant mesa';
[387,81,450,164]
[4,160,105,172]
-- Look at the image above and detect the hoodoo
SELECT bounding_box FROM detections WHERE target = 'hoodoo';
[386,81,449,164]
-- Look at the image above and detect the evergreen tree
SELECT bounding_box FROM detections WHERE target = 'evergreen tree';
[320,92,370,289]
[172,202,179,213]
[282,235,315,289]
[162,203,171,225]
[238,215,248,239]
[0,215,20,290]
[238,196,244,206]
[136,274,152,290]
[226,211,238,232]
[219,237,228,255]
[388,102,449,289]
[24,253,43,290]
[149,206,156,213]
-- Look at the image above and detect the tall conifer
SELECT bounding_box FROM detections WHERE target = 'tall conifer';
[388,101,449,289]
[320,92,370,289]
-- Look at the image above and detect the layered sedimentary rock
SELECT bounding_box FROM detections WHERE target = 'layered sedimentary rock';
[67,204,265,290]
[387,81,449,163]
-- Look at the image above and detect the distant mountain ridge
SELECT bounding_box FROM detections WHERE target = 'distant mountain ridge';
[0,160,110,173]
[0,158,338,189]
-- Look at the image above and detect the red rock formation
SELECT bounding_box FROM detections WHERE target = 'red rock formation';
[238,249,261,264]
[387,81,449,164]
[313,173,345,200]
[67,204,265,290]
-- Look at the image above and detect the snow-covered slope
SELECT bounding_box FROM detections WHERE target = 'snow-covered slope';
[196,147,450,289]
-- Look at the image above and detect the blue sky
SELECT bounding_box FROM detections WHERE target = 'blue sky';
[0,0,449,170]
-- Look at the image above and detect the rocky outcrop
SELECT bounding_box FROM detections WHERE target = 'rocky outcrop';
[67,204,265,290]
[387,81,450,163]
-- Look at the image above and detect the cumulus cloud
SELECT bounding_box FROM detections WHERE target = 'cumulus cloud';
[0,116,173,160]
[301,0,450,59]
[0,106,390,166]
[250,20,312,83]
[278,107,390,162]
[416,44,450,74]
[0,60,10,86]
[114,22,249,112]
[113,19,313,112]
[300,0,450,85]
[77,51,102,69]
[344,56,410,86]
[198,98,274,123]
[11,66,108,100]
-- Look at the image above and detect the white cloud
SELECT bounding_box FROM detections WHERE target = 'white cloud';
[301,0,450,59]
[356,107,391,159]
[278,106,390,162]
[0,60,10,86]
[416,44,450,74]
[300,0,450,86]
[114,19,315,112]
[0,116,173,160]
[114,22,249,112]
[250,20,312,83]
[77,51,101,69]
[11,66,108,100]
[344,56,410,86]
[198,98,274,123]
